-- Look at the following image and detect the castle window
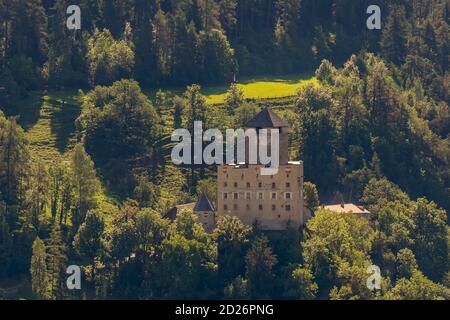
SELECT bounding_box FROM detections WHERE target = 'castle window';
[233,204,238,210]
[272,205,276,211]
[258,182,263,188]
[258,192,264,200]
[224,182,228,187]
[246,182,251,188]
[224,205,228,211]
[285,192,292,200]
[272,183,276,189]
[245,192,251,200]
[246,204,251,210]
[233,193,239,200]
[234,182,238,188]
[286,205,291,212]
[223,193,228,200]
[259,205,263,211]
[271,192,277,200]
[286,182,291,188]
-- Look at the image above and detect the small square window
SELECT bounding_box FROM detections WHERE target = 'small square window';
[285,192,292,200]
[271,192,277,200]
[286,182,291,188]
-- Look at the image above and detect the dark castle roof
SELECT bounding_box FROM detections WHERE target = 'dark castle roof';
[194,193,215,212]
[245,108,289,128]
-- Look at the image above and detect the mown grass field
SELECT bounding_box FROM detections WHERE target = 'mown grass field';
[203,74,318,104]
[15,90,81,162]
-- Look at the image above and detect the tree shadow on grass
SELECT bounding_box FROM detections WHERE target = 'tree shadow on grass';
[49,97,82,153]
[9,93,43,130]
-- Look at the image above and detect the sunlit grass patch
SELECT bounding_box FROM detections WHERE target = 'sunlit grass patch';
[17,90,81,162]
[204,74,318,104]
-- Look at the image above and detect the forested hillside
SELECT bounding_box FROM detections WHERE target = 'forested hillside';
[0,0,449,300]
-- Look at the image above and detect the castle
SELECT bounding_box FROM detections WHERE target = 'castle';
[166,109,307,232]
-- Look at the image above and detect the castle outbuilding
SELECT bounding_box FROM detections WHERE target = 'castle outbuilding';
[164,193,216,232]
[194,193,216,232]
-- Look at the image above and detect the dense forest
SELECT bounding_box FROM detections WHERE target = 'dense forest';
[0,0,449,300]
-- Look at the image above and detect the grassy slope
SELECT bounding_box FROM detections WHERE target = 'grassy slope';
[13,74,312,163]
[16,90,82,162]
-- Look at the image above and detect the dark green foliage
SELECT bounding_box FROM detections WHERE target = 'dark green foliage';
[245,236,278,299]
[77,80,160,197]
[46,223,68,299]
[214,215,251,287]
[30,237,48,300]
[70,144,99,234]
[79,80,159,163]
[411,199,448,282]
[296,85,338,196]
[73,210,104,264]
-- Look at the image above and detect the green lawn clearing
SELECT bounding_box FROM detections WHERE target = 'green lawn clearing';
[203,74,318,104]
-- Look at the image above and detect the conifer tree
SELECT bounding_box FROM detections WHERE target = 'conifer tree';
[245,236,278,299]
[70,144,99,235]
[30,237,49,300]
[380,5,410,65]
[46,223,68,300]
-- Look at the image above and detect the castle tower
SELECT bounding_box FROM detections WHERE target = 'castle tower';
[217,109,305,230]
[244,108,290,165]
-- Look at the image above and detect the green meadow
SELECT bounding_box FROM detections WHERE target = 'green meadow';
[16,74,315,162]
[203,74,318,104]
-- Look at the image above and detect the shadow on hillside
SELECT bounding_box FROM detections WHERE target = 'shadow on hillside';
[48,97,82,153]
[10,93,43,130]
[12,90,82,154]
